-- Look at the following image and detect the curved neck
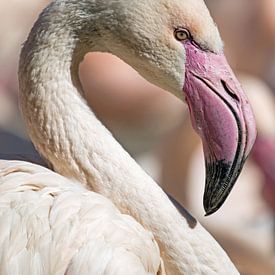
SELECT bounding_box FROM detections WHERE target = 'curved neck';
[18,2,237,274]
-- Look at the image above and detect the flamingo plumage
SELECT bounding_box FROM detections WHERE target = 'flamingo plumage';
[0,0,257,273]
[0,160,165,274]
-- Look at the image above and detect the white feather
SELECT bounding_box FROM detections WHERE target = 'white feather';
[0,160,164,275]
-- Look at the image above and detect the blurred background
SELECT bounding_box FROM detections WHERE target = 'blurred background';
[1,1,275,274]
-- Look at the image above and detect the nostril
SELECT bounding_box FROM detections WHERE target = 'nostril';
[221,79,240,102]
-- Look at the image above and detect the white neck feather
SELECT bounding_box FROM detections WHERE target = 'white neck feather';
[18,1,237,274]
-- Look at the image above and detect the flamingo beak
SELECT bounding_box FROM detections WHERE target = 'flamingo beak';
[183,41,256,215]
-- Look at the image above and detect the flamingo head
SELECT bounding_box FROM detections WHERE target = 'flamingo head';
[97,0,257,214]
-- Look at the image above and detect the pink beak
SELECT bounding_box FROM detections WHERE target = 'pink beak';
[183,41,257,215]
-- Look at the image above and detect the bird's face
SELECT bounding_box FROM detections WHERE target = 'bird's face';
[102,0,256,214]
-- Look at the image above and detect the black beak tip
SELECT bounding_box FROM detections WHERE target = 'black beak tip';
[203,159,239,216]
[204,205,220,216]
[203,157,247,216]
[203,199,222,216]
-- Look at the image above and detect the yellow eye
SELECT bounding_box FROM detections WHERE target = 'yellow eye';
[174,29,190,42]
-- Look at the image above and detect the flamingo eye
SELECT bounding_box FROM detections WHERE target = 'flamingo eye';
[174,28,190,42]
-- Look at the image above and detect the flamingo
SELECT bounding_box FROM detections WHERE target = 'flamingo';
[0,0,257,273]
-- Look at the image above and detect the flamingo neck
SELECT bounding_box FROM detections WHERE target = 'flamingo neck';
[18,2,237,274]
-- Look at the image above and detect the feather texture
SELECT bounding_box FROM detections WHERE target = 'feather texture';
[0,0,241,273]
[0,160,165,275]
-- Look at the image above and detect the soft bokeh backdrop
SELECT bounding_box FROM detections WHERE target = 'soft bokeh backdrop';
[1,1,275,274]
